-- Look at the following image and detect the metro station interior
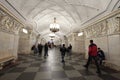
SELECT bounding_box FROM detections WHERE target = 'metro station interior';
[0,0,120,80]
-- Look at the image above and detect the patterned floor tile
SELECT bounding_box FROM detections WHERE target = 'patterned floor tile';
[111,72,120,79]
[69,77,86,80]
[0,73,21,80]
[24,67,39,72]
[0,48,120,80]
[99,74,120,80]
[51,71,67,79]
[84,75,103,80]
[34,72,52,80]
[16,72,36,80]
[8,67,26,73]
[63,66,75,70]
[65,70,82,78]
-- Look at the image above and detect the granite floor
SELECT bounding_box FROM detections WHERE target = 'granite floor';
[0,48,120,80]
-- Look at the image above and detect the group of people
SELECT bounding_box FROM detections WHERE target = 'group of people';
[31,40,105,74]
[60,44,72,62]
[84,40,105,74]
[31,43,49,58]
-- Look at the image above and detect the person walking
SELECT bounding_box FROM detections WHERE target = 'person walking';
[44,43,48,58]
[38,43,43,56]
[67,44,72,59]
[84,40,101,74]
[31,45,38,55]
[60,44,67,63]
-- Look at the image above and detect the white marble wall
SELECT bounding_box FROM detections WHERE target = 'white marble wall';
[0,4,23,60]
[0,32,19,59]
[108,35,120,66]
[68,33,85,54]
[18,31,37,54]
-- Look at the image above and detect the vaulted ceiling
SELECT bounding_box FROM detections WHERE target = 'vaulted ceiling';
[0,0,119,41]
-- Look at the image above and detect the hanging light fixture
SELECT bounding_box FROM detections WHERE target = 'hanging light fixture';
[49,33,55,38]
[50,17,60,33]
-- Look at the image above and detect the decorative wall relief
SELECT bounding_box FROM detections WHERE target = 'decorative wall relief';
[107,14,120,34]
[0,6,23,34]
[100,20,107,35]
[84,27,93,38]
[84,13,120,39]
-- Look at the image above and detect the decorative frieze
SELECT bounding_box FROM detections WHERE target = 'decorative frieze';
[0,5,23,34]
[107,14,120,35]
[84,11,120,38]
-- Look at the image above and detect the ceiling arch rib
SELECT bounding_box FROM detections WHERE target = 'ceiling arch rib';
[35,8,73,25]
[49,8,73,24]
[46,0,77,23]
[64,0,100,11]
[19,0,29,10]
[26,0,45,16]
[32,5,76,24]
[70,4,82,21]
[34,9,54,21]
[74,4,99,11]
[32,4,55,19]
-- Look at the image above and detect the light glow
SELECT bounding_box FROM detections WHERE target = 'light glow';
[78,32,83,36]
[49,33,55,38]
[23,28,28,34]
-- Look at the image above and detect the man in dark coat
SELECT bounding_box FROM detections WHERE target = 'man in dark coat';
[38,43,43,56]
[44,43,48,58]
[60,44,67,62]
[67,44,72,59]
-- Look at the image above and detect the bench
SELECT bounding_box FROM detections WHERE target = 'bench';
[0,56,15,70]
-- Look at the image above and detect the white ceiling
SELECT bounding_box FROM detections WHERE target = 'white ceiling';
[0,0,118,41]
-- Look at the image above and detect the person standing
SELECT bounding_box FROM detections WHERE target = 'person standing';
[67,44,72,59]
[44,43,48,58]
[38,43,43,56]
[84,40,101,74]
[60,44,67,63]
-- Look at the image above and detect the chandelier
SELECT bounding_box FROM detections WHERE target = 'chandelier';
[49,33,55,38]
[50,17,60,33]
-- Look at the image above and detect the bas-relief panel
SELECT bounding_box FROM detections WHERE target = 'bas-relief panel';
[107,14,120,35]
[84,13,120,39]
[84,20,107,38]
[0,6,23,34]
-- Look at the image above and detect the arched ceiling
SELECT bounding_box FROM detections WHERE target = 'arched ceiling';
[1,0,118,42]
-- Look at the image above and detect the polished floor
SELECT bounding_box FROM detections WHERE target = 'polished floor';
[0,48,120,80]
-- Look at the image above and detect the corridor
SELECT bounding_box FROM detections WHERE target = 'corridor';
[0,48,120,80]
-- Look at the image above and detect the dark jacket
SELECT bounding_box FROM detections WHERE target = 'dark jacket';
[38,44,43,51]
[44,44,48,52]
[60,46,66,56]
[97,50,105,60]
